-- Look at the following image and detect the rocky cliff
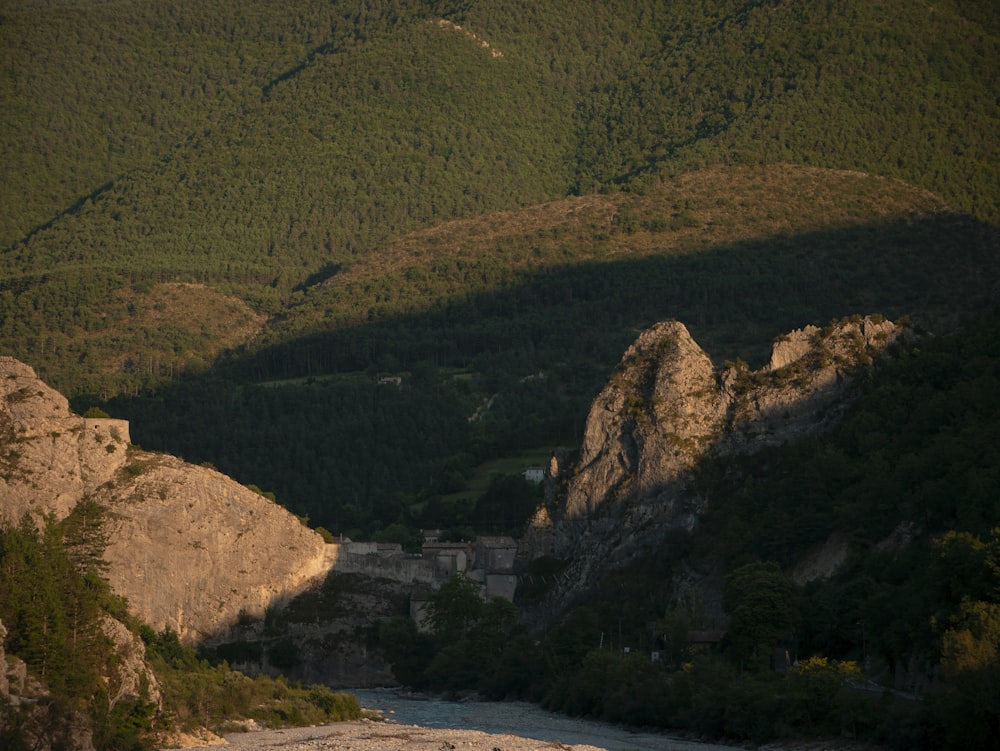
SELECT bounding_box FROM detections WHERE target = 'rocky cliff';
[526,316,906,607]
[0,356,332,643]
[0,355,131,523]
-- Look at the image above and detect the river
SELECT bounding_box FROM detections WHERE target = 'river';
[350,689,743,751]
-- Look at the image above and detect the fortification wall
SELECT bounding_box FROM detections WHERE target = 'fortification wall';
[83,417,131,445]
[330,549,437,585]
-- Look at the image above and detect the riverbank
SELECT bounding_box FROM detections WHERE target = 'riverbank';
[164,692,747,751]
[158,703,884,751]
[157,690,744,750]
[162,719,885,751]
[219,718,611,750]
[349,690,739,750]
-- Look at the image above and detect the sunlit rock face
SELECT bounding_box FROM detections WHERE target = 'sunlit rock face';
[527,316,905,606]
[0,356,130,524]
[0,356,331,643]
[95,453,331,642]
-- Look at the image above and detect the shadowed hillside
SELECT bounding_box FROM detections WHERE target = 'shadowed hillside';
[100,179,998,535]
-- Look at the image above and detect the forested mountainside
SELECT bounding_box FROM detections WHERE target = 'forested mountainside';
[2,0,997,376]
[1,1,999,746]
[2,0,996,258]
[2,0,996,543]
[96,168,998,536]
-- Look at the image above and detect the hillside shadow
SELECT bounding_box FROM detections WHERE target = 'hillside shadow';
[225,211,998,379]
[95,212,998,530]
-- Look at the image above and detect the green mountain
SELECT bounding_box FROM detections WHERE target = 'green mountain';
[1,1,998,745]
[1,0,996,547]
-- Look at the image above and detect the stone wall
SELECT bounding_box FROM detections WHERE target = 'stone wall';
[83,417,131,446]
[329,547,438,585]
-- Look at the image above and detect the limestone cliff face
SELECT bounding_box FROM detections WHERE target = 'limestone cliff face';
[93,455,331,641]
[529,316,905,603]
[561,321,726,524]
[0,355,130,523]
[0,356,331,643]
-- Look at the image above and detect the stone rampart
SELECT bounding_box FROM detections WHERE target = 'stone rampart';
[330,548,438,585]
[83,417,131,445]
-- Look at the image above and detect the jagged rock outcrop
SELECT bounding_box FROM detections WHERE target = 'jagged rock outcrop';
[0,355,130,524]
[0,357,332,643]
[527,316,905,605]
[560,321,726,524]
[101,615,163,709]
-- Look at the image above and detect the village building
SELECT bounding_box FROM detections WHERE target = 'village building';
[523,466,545,483]
[421,541,472,578]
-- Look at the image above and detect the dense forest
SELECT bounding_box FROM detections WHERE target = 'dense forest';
[103,194,998,536]
[373,311,1000,750]
[1,0,998,748]
[2,0,996,394]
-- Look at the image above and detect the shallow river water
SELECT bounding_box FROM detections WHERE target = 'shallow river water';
[349,689,742,751]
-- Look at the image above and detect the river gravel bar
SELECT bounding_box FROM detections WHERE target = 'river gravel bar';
[219,719,610,750]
